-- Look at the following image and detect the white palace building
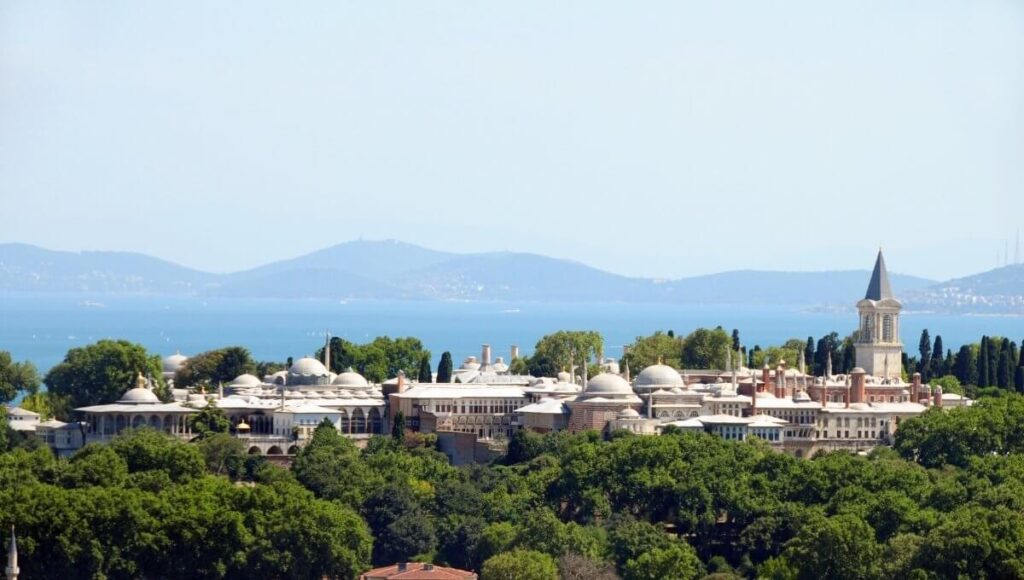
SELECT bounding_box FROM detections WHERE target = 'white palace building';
[7,251,969,461]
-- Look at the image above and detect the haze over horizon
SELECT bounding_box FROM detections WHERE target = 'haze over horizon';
[2,2,1022,280]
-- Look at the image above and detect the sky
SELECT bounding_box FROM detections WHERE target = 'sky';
[1,1,1022,281]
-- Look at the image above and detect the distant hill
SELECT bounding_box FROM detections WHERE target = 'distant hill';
[904,264,1024,313]
[0,240,957,307]
[0,243,218,295]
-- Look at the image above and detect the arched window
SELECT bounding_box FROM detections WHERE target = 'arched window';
[882,315,893,342]
[352,409,366,433]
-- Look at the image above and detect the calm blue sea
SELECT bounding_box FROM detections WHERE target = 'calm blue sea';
[0,294,1021,374]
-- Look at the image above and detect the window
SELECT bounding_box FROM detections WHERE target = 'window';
[883,315,893,342]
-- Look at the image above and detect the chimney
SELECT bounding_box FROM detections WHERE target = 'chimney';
[511,345,520,360]
[397,370,406,394]
[482,344,492,367]
[933,385,943,407]
[851,368,866,404]
[397,563,407,572]
[762,364,771,395]
[776,363,786,398]
[912,373,922,402]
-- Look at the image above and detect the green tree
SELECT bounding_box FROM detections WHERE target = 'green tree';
[291,419,369,507]
[998,341,1013,389]
[814,333,841,376]
[59,444,130,487]
[732,329,741,351]
[979,336,990,387]
[174,346,256,388]
[363,483,436,565]
[929,335,945,378]
[392,411,406,442]
[196,432,246,477]
[915,506,1024,579]
[531,331,604,372]
[804,337,815,372]
[930,375,963,395]
[623,544,703,580]
[918,329,931,380]
[438,351,454,383]
[680,327,731,369]
[108,427,206,482]
[781,514,881,580]
[0,351,40,404]
[316,336,430,382]
[482,550,559,580]
[418,354,432,383]
[622,331,683,371]
[44,339,166,417]
[953,344,976,385]
[188,400,231,440]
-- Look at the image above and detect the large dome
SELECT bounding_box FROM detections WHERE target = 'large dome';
[635,364,684,388]
[585,373,634,395]
[162,352,188,373]
[289,357,328,377]
[229,373,262,387]
[118,387,160,404]
[333,368,369,387]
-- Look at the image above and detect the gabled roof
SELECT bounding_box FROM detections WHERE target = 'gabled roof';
[865,249,894,300]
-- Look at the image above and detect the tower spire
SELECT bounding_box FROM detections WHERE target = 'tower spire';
[323,330,331,373]
[5,526,18,580]
[865,249,894,300]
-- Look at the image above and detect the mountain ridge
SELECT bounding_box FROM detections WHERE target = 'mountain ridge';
[2,240,1015,311]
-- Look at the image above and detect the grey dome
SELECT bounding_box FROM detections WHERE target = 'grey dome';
[289,357,328,377]
[229,373,261,387]
[635,364,684,388]
[585,373,634,395]
[162,353,188,373]
[332,368,369,387]
[118,387,160,404]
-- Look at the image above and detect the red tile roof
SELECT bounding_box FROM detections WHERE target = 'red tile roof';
[361,562,477,580]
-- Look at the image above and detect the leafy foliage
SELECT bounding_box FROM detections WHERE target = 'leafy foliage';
[44,340,166,417]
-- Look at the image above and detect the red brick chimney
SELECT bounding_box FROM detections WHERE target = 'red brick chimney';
[775,363,786,398]
[933,385,943,407]
[851,367,866,404]
[912,373,922,403]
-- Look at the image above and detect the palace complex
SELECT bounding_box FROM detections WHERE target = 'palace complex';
[8,251,969,461]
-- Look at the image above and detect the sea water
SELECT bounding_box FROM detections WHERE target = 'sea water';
[0,294,1021,374]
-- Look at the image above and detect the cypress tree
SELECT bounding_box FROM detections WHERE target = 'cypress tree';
[732,329,741,352]
[437,351,453,383]
[979,337,990,387]
[1016,366,1024,393]
[417,354,432,383]
[391,410,405,442]
[995,350,1011,391]
[842,341,856,374]
[992,339,1006,387]
[953,345,974,385]
[805,337,815,372]
[930,335,945,378]
[918,329,931,379]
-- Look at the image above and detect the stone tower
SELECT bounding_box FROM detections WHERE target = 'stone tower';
[855,250,903,379]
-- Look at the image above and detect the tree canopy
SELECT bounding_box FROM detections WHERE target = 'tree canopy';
[44,340,166,418]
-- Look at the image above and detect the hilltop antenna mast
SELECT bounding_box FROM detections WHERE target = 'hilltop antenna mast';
[1016,228,1020,265]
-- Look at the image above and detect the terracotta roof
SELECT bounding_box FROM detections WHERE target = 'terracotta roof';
[361,562,477,580]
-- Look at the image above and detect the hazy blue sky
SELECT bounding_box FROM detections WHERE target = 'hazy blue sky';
[2,1,1021,280]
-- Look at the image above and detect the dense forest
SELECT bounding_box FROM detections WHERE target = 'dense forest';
[3,390,1024,579]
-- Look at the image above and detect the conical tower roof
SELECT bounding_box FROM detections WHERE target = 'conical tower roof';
[864,250,894,300]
